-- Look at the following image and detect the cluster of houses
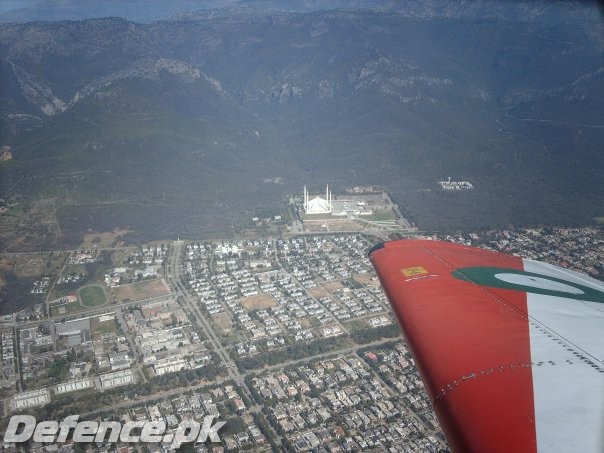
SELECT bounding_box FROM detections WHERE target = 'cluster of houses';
[128,244,169,266]
[181,235,397,359]
[123,384,265,453]
[444,226,604,279]
[0,330,16,389]
[30,277,51,294]
[251,352,445,452]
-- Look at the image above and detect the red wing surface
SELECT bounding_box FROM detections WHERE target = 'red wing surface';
[369,240,604,453]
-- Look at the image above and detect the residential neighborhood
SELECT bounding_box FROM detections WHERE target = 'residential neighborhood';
[0,226,601,452]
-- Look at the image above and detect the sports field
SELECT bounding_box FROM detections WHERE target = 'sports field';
[79,285,107,307]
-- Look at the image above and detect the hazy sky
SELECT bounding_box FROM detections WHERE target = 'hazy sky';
[0,0,38,14]
[0,0,384,22]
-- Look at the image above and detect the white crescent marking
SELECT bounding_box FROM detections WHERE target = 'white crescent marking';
[494,273,585,295]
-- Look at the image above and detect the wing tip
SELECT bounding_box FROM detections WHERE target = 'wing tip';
[368,241,386,257]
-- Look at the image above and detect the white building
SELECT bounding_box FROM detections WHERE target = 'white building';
[97,369,135,389]
[153,356,188,376]
[303,185,332,214]
[56,378,93,394]
[12,389,51,410]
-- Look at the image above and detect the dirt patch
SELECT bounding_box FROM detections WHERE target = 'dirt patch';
[303,218,362,232]
[353,274,381,288]
[0,257,15,272]
[299,317,319,329]
[323,281,343,291]
[213,312,233,335]
[81,228,131,249]
[309,287,329,298]
[0,257,15,288]
[113,278,171,302]
[240,293,277,310]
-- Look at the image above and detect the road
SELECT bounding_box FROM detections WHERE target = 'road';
[80,376,231,419]
[167,241,281,439]
[4,294,173,330]
[167,242,249,393]
[115,306,147,384]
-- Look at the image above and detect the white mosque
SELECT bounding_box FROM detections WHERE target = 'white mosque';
[303,185,333,215]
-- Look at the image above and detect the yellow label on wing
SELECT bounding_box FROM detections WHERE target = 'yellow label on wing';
[401,266,428,277]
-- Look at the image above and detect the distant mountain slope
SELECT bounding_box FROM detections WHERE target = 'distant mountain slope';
[1,0,600,24]
[0,5,602,244]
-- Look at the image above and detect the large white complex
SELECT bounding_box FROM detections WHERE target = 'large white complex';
[303,185,333,214]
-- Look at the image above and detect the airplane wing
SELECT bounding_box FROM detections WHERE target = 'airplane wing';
[368,239,604,453]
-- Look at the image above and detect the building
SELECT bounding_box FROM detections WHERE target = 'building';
[109,352,131,371]
[55,318,91,337]
[12,389,51,410]
[56,378,93,394]
[97,369,135,389]
[153,356,188,376]
[303,185,332,215]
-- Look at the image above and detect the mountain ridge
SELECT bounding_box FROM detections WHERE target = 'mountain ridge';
[0,5,602,247]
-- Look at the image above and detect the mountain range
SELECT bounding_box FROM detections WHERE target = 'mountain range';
[0,2,603,246]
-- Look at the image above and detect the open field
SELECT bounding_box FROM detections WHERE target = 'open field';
[366,210,396,222]
[0,256,15,271]
[213,312,233,335]
[91,316,119,339]
[80,228,131,249]
[344,319,367,332]
[0,214,18,236]
[0,257,16,288]
[308,286,329,298]
[353,274,381,288]
[14,253,67,277]
[111,248,136,267]
[79,285,107,307]
[323,281,344,291]
[113,278,171,302]
[51,300,84,316]
[301,213,333,221]
[240,293,277,310]
[303,218,361,232]
[300,317,321,329]
[14,256,46,277]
